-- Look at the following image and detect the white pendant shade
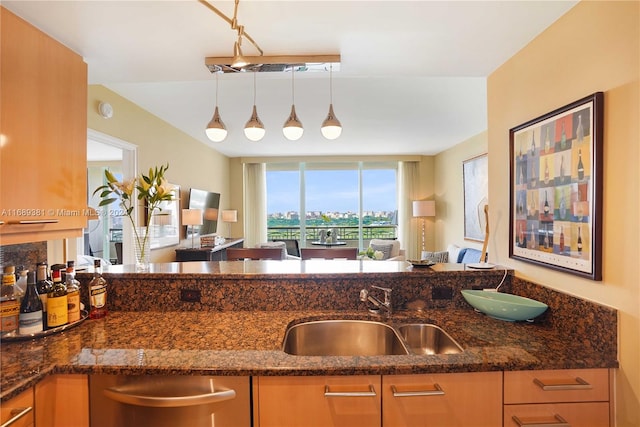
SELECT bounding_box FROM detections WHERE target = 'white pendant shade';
[244,105,265,141]
[321,104,342,140]
[283,105,304,141]
[205,106,227,142]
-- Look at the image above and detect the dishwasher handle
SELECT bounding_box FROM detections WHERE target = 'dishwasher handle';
[103,387,236,408]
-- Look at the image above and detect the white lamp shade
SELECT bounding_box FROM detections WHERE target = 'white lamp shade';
[221,209,238,223]
[182,209,203,226]
[412,200,436,217]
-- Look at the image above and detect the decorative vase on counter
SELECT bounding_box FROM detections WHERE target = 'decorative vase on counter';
[133,226,151,271]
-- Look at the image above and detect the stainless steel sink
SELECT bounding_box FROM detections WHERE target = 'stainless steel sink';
[282,320,409,356]
[396,324,463,355]
[282,320,464,356]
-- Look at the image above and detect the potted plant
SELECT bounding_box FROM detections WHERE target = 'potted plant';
[94,164,175,270]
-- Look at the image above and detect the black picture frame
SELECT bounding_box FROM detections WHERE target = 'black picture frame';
[509,92,603,280]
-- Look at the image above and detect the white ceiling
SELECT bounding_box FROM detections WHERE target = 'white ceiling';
[3,0,577,158]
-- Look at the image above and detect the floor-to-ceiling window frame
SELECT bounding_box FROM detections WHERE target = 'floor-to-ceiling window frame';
[266,161,398,249]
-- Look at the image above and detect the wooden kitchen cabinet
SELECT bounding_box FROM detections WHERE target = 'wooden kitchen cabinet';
[254,376,382,427]
[504,368,611,427]
[35,374,89,427]
[382,372,502,427]
[0,7,88,245]
[0,387,34,427]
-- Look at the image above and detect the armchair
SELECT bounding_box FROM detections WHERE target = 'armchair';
[367,239,406,261]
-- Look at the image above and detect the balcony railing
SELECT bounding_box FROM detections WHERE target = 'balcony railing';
[267,225,397,243]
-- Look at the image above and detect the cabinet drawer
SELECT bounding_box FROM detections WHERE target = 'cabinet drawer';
[504,402,610,427]
[383,372,502,427]
[254,375,381,427]
[0,388,34,427]
[504,369,609,404]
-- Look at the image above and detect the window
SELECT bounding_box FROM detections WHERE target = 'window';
[266,162,397,248]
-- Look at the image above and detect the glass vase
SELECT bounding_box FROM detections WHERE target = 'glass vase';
[133,226,151,271]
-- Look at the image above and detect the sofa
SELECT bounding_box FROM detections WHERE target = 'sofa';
[421,244,484,264]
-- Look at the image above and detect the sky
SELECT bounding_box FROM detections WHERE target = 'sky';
[266,169,397,213]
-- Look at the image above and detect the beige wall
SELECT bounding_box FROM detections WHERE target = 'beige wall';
[434,131,488,253]
[87,85,231,262]
[487,1,639,424]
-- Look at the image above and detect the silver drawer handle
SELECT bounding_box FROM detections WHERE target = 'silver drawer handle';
[6,219,59,224]
[1,407,33,427]
[391,384,445,397]
[533,376,592,391]
[103,387,236,407]
[324,385,376,397]
[512,414,569,427]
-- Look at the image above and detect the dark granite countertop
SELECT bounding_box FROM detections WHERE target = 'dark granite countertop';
[0,306,617,402]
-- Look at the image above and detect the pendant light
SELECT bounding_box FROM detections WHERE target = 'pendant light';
[321,63,342,140]
[282,67,304,141]
[205,69,228,142]
[244,71,265,141]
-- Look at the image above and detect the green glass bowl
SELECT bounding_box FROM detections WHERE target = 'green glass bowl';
[461,290,548,322]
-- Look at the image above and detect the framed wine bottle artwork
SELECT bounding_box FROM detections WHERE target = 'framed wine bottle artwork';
[509,92,603,280]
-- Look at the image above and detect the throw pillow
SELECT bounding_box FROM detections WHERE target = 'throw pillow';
[370,243,393,260]
[421,251,449,263]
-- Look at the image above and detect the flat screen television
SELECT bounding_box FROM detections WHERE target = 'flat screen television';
[187,188,221,236]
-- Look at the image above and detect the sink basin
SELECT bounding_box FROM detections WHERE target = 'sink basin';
[396,324,463,355]
[283,320,409,356]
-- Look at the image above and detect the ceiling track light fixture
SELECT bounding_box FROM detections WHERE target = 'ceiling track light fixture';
[282,67,304,141]
[198,0,263,68]
[244,71,265,142]
[205,66,228,142]
[321,63,342,140]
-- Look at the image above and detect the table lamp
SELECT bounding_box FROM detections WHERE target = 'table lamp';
[182,209,202,249]
[412,200,436,259]
[221,209,238,239]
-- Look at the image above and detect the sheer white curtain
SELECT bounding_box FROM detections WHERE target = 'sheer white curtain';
[243,163,267,248]
[398,161,421,260]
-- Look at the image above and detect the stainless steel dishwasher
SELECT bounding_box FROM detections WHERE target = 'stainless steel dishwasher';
[89,375,251,427]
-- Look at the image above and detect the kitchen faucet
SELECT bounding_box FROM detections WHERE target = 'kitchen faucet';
[359,285,393,316]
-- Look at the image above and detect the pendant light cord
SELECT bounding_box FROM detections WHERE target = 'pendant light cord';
[291,66,295,104]
[215,71,219,106]
[253,70,257,105]
[329,63,334,104]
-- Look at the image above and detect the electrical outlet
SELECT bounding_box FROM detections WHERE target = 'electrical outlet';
[180,289,201,303]
[432,287,453,300]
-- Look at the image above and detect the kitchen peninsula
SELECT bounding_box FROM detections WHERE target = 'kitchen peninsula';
[0,261,617,426]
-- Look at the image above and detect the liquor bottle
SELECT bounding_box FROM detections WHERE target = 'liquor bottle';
[560,122,567,149]
[577,226,583,253]
[577,149,585,180]
[89,260,108,319]
[1,265,20,335]
[15,268,27,300]
[559,226,565,254]
[530,164,537,187]
[65,261,81,323]
[47,264,68,328]
[543,191,550,215]
[529,223,537,249]
[36,262,52,329]
[559,155,565,182]
[543,157,550,184]
[519,165,524,185]
[543,226,549,249]
[576,115,584,143]
[530,131,536,156]
[544,127,551,153]
[19,271,43,335]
